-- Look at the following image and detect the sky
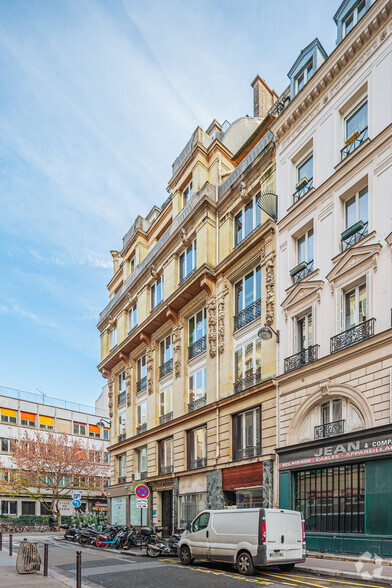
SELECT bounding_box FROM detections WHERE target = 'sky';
[0,0,337,407]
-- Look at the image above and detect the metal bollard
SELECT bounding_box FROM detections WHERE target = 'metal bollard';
[9,534,12,556]
[44,543,48,577]
[76,550,81,588]
[0,531,2,551]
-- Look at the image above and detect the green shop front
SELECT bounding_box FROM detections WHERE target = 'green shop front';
[277,424,392,557]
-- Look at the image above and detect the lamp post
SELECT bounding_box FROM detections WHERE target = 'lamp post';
[258,324,280,344]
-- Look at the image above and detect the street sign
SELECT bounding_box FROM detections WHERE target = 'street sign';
[134,484,149,499]
[95,502,100,507]
[136,498,148,509]
[73,492,81,501]
[72,499,81,508]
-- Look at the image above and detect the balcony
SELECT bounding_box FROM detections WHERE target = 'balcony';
[341,127,368,161]
[233,370,262,395]
[151,299,164,313]
[234,445,262,461]
[117,391,126,406]
[118,476,126,484]
[159,411,173,425]
[293,177,313,202]
[290,259,314,283]
[314,420,344,440]
[136,376,147,393]
[178,267,197,287]
[284,345,320,374]
[188,335,207,360]
[136,423,147,435]
[189,457,207,470]
[159,464,173,475]
[188,395,206,413]
[159,358,173,379]
[330,318,375,354]
[160,194,172,211]
[117,433,126,443]
[341,221,368,251]
[233,299,261,332]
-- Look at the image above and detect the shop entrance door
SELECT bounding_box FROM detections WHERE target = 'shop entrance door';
[161,490,173,536]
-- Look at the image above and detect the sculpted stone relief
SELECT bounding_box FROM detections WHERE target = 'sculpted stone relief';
[217,283,229,355]
[108,377,114,418]
[172,323,183,379]
[207,297,217,358]
[146,346,154,395]
[265,259,275,326]
[126,364,132,407]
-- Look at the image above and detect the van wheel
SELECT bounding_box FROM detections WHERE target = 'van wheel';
[279,563,295,572]
[236,551,255,576]
[180,546,194,565]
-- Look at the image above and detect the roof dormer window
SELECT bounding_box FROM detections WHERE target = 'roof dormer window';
[343,0,366,38]
[296,60,313,94]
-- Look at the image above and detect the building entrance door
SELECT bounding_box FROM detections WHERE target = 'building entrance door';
[161,490,173,536]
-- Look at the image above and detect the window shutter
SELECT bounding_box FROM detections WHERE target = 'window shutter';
[365,272,370,322]
[336,289,343,333]
[186,431,191,469]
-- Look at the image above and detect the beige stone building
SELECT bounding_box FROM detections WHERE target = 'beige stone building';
[97,78,280,532]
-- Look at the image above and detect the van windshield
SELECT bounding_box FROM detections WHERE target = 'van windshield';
[192,512,210,532]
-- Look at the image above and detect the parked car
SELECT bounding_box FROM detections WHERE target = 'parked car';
[178,508,306,576]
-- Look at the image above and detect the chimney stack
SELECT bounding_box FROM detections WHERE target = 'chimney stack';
[251,75,278,119]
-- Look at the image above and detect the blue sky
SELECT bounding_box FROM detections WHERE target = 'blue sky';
[0,0,337,406]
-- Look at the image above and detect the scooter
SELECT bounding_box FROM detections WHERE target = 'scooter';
[146,527,181,558]
[96,526,129,549]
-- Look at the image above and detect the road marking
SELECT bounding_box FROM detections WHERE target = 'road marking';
[257,571,336,588]
[281,574,386,588]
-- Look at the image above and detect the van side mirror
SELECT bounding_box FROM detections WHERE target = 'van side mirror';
[185,523,191,532]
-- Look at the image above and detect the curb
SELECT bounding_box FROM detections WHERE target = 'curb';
[298,564,392,586]
[307,551,392,567]
[54,537,147,557]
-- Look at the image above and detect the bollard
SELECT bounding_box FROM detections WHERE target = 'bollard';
[0,531,2,551]
[76,550,81,588]
[9,534,12,556]
[44,543,48,577]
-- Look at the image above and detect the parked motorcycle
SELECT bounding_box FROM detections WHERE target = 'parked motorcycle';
[121,526,156,549]
[63,525,80,542]
[96,526,129,549]
[146,526,181,558]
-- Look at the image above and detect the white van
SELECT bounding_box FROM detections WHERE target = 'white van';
[178,508,306,576]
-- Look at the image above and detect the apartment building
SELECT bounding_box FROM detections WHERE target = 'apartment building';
[98,78,280,532]
[0,386,110,516]
[273,0,392,556]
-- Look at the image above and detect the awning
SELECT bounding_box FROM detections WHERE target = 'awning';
[89,424,100,434]
[1,408,17,417]
[39,415,54,427]
[21,412,36,421]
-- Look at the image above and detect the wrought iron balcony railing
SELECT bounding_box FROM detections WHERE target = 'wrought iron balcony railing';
[341,127,368,160]
[314,420,345,440]
[159,358,173,379]
[188,335,207,360]
[159,411,173,425]
[128,324,138,336]
[118,476,126,484]
[233,370,262,394]
[290,259,314,283]
[136,423,147,435]
[234,445,262,461]
[330,318,375,354]
[159,465,173,475]
[341,221,368,251]
[233,299,261,332]
[117,433,126,443]
[284,345,320,373]
[151,299,164,313]
[188,395,206,413]
[189,457,207,470]
[117,391,126,406]
[160,194,172,211]
[136,376,147,393]
[293,177,313,202]
[178,267,197,286]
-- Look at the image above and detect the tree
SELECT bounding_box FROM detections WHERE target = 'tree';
[0,431,109,524]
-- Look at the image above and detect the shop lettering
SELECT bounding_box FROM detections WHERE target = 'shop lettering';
[314,441,360,457]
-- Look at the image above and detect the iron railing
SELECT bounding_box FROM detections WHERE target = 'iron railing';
[159,358,173,379]
[234,445,262,461]
[136,376,147,393]
[284,345,320,373]
[159,411,173,425]
[178,267,197,286]
[128,324,138,336]
[341,221,368,251]
[117,391,126,406]
[293,177,313,202]
[330,318,375,354]
[118,476,126,484]
[189,457,207,470]
[314,420,345,440]
[290,259,314,283]
[117,433,126,443]
[188,335,207,360]
[136,423,147,435]
[160,194,172,211]
[188,396,206,413]
[341,127,368,160]
[233,299,261,332]
[151,299,164,313]
[233,370,262,394]
[159,465,173,475]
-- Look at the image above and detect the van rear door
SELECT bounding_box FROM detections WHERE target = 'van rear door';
[284,511,302,561]
[264,509,302,563]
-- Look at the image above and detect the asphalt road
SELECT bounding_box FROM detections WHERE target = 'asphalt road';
[5,534,389,588]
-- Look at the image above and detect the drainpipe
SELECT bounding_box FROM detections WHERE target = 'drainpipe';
[215,186,220,463]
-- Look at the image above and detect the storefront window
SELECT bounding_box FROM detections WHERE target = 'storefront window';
[130,495,147,526]
[178,493,207,528]
[236,487,263,508]
[295,464,364,533]
[111,496,127,525]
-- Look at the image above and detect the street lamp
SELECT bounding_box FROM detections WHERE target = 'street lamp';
[96,417,111,428]
[258,324,280,344]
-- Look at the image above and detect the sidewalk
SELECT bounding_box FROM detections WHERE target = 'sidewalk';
[298,553,392,585]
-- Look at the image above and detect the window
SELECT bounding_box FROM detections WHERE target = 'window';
[159,387,172,418]
[21,412,36,427]
[22,501,36,515]
[188,308,207,346]
[297,312,313,352]
[192,512,210,533]
[159,438,173,473]
[89,424,101,438]
[160,335,172,366]
[182,179,193,208]
[119,412,126,436]
[188,426,207,469]
[179,240,197,283]
[129,255,135,275]
[294,153,313,200]
[233,406,261,460]
[342,187,368,249]
[103,428,110,440]
[344,283,367,330]
[151,276,163,310]
[292,229,314,281]
[234,266,261,330]
[104,451,110,463]
[39,415,54,430]
[0,438,10,452]
[137,447,147,474]
[179,493,206,527]
[295,60,313,94]
[342,99,368,159]
[1,408,17,424]
[321,399,342,426]
[118,370,126,405]
[73,422,86,435]
[233,194,261,247]
[189,367,207,404]
[59,475,70,487]
[109,326,117,351]
[137,355,147,391]
[128,304,137,333]
[117,454,126,480]
[234,339,261,382]
[343,0,366,37]
[137,399,147,426]
[1,501,17,515]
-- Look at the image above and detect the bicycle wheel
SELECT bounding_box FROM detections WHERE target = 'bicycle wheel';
[96,538,109,549]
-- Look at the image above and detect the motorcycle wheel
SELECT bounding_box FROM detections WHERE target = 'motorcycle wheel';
[96,538,109,549]
[146,543,160,558]
[78,536,89,545]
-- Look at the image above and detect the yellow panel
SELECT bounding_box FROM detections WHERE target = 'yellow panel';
[39,415,54,426]
[1,408,17,417]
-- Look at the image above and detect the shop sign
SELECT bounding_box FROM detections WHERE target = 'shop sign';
[279,432,392,469]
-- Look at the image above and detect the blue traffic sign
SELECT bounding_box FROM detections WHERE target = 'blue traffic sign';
[72,499,81,508]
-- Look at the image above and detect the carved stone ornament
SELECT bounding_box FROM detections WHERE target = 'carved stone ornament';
[320,379,331,397]
[207,297,217,358]
[172,323,183,379]
[265,259,275,326]
[179,228,187,243]
[146,346,154,395]
[217,285,229,355]
[239,181,247,202]
[126,365,132,407]
[108,378,114,419]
